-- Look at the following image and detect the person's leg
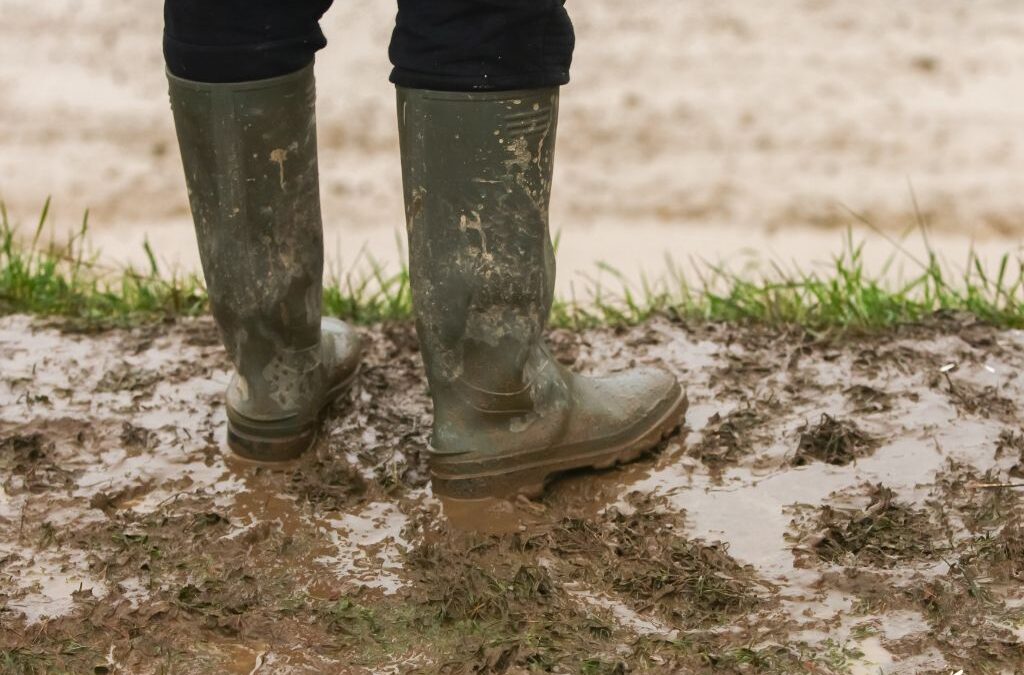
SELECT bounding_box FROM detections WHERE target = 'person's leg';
[164,0,361,461]
[393,2,687,500]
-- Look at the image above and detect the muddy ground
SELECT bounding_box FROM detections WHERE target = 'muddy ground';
[2,313,1024,673]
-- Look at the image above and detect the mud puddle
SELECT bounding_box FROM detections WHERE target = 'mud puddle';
[2,313,1024,672]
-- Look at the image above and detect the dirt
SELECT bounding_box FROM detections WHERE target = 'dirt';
[3,313,1024,673]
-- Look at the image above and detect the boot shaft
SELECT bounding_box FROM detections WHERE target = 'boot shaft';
[396,87,568,452]
[168,66,325,416]
[397,87,688,499]
[169,65,324,355]
[396,88,560,391]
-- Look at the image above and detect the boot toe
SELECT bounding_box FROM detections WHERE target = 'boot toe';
[581,365,682,426]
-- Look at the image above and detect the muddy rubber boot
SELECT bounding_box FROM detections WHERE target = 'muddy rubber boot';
[168,65,361,462]
[397,87,688,501]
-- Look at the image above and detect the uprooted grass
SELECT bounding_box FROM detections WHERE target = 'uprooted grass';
[908,463,1024,668]
[690,406,767,470]
[791,414,879,466]
[539,493,770,626]
[794,484,940,568]
[816,462,1024,669]
[6,200,1024,330]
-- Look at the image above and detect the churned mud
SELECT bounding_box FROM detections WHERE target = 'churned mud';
[3,313,1024,673]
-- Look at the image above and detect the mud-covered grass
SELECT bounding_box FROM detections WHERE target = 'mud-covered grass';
[543,494,769,624]
[0,480,805,673]
[793,484,939,567]
[791,415,879,467]
[4,309,1024,672]
[392,494,845,673]
[790,459,1024,671]
[690,406,768,471]
[8,200,1024,330]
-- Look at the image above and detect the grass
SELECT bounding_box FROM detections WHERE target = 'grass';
[3,199,1024,329]
[0,200,206,324]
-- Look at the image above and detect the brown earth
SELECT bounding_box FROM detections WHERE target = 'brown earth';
[3,314,1024,673]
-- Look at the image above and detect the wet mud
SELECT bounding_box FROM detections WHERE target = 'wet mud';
[2,313,1024,672]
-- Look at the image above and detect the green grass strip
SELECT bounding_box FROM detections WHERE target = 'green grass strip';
[3,200,1024,330]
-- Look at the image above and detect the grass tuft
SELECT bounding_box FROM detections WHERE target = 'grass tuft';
[4,200,1024,329]
[0,199,206,325]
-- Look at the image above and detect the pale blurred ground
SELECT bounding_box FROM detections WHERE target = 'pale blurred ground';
[2,0,1023,292]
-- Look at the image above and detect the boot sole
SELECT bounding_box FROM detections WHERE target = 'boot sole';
[429,384,688,500]
[226,367,359,462]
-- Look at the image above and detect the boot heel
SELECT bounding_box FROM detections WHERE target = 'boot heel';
[227,421,317,462]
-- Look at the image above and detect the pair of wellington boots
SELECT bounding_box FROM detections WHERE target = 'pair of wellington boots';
[168,64,687,501]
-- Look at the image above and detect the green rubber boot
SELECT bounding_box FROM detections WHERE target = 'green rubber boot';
[397,87,687,501]
[168,64,361,462]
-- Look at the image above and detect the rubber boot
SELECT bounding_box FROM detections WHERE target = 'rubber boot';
[397,87,687,500]
[168,64,361,461]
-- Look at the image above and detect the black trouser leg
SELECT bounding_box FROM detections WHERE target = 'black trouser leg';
[163,0,334,82]
[388,0,575,91]
[163,0,574,90]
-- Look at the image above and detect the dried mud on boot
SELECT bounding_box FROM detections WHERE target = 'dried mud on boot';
[7,314,1024,672]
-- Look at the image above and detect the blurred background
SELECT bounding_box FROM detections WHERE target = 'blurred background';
[2,0,1023,294]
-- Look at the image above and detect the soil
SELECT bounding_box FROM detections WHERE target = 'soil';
[3,313,1024,673]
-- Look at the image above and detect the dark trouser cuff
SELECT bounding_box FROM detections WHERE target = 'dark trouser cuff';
[388,67,569,92]
[163,34,323,83]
